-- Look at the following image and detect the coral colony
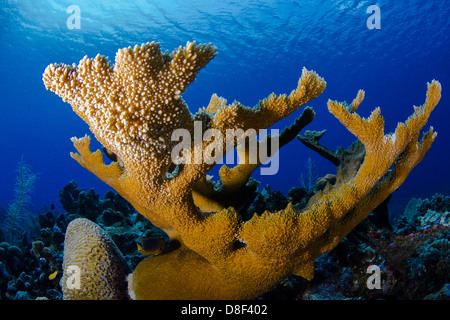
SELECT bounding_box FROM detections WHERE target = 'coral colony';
[38,41,444,299]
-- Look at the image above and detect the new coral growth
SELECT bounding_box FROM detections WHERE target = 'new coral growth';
[43,41,442,299]
[2,157,38,245]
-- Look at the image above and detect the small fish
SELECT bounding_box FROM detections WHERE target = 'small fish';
[137,237,166,256]
[48,270,58,280]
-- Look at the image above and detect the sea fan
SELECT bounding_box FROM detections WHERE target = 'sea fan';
[299,155,317,193]
[2,156,38,245]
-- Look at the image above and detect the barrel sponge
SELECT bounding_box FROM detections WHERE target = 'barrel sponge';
[61,218,131,300]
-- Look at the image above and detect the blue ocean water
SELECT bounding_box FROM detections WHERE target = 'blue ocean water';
[0,0,449,216]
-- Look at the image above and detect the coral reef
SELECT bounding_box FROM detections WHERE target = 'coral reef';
[417,193,450,216]
[0,220,63,299]
[245,185,288,217]
[0,179,449,299]
[42,41,442,299]
[0,180,162,300]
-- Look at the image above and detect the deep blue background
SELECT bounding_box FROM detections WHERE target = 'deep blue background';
[0,0,449,216]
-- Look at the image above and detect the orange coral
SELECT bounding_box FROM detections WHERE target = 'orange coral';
[43,41,441,299]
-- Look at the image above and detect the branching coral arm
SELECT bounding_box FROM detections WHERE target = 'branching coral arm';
[209,68,326,132]
[192,107,316,213]
[311,127,437,258]
[239,80,441,264]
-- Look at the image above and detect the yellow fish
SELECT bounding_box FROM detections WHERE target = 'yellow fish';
[137,237,166,256]
[48,270,58,280]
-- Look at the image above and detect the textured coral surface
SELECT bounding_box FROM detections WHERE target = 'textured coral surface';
[43,41,441,299]
[62,218,130,299]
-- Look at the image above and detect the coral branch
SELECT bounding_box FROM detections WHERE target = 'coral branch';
[298,129,341,166]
